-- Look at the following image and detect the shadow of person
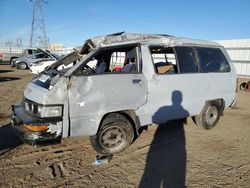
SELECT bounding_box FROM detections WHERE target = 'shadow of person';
[0,123,23,156]
[139,90,189,188]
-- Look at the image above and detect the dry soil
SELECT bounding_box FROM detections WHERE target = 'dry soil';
[0,64,250,187]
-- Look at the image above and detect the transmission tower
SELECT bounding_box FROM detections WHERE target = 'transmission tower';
[29,0,48,49]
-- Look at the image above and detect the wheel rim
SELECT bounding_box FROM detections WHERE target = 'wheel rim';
[205,105,218,126]
[20,63,26,69]
[99,124,127,150]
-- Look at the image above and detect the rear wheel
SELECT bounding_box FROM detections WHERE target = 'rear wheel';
[18,62,27,70]
[91,113,134,155]
[193,101,221,130]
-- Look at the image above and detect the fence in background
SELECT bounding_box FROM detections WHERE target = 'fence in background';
[216,39,250,77]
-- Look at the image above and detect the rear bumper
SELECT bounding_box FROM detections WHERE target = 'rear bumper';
[11,104,62,145]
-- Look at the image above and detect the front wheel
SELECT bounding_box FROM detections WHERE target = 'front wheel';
[193,102,221,130]
[90,113,134,155]
[17,62,27,70]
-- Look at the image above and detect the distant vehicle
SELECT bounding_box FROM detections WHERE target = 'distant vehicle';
[29,54,67,74]
[12,50,58,70]
[0,48,40,64]
[29,59,58,74]
[11,32,237,155]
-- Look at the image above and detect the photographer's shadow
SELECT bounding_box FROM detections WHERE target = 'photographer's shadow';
[140,90,188,188]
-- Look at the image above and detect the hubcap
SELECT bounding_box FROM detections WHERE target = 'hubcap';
[205,105,218,126]
[99,125,126,149]
[20,63,26,69]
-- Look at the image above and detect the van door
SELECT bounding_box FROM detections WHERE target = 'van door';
[138,46,206,125]
[67,46,147,136]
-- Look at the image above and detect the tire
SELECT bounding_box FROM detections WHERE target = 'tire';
[193,101,221,130]
[18,62,27,70]
[90,113,134,155]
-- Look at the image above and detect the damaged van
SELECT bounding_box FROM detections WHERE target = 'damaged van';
[11,32,237,155]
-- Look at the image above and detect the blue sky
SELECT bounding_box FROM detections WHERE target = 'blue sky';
[0,0,250,47]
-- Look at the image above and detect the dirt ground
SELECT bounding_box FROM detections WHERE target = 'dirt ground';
[0,63,250,187]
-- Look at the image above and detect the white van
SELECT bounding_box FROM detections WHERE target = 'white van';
[11,33,237,155]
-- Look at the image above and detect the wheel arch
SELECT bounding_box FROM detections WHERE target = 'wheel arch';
[204,98,225,116]
[98,110,141,136]
[10,56,19,61]
[193,98,225,130]
[17,61,28,69]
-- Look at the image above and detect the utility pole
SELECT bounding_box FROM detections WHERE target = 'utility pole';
[29,0,48,49]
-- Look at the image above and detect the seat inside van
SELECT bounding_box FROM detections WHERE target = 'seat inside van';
[155,62,176,74]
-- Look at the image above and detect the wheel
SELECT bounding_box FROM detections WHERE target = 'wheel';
[90,113,134,155]
[193,101,221,130]
[17,62,27,70]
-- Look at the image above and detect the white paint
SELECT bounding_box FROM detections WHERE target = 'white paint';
[78,102,86,107]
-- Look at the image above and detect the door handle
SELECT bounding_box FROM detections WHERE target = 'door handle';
[132,79,142,84]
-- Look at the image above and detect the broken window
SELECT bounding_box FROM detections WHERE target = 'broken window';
[150,46,177,74]
[195,47,231,73]
[74,45,140,76]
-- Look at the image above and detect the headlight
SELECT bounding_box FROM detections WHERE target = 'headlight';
[37,105,63,118]
[15,60,20,64]
[25,101,63,118]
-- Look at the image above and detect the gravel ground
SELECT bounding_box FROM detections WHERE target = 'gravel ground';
[0,64,249,187]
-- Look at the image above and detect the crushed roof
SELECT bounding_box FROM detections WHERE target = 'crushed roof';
[88,32,220,47]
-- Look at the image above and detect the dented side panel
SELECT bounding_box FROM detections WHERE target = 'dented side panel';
[68,74,147,136]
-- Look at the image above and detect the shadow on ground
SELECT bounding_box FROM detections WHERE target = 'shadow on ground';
[0,70,13,74]
[139,120,187,187]
[0,123,23,156]
[140,90,187,187]
[0,77,21,82]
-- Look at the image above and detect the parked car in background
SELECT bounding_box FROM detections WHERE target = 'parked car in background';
[29,59,58,74]
[29,52,71,74]
[1,48,40,64]
[12,50,58,70]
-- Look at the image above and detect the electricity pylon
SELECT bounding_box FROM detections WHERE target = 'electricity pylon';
[29,0,48,49]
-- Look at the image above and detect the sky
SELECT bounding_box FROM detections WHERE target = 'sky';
[0,0,250,47]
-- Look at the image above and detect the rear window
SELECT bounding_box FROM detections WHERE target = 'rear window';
[195,47,230,73]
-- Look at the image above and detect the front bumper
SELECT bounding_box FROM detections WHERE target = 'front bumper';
[11,104,62,145]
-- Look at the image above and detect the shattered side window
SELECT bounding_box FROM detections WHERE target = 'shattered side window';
[195,47,231,73]
[175,47,198,73]
[74,45,140,76]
